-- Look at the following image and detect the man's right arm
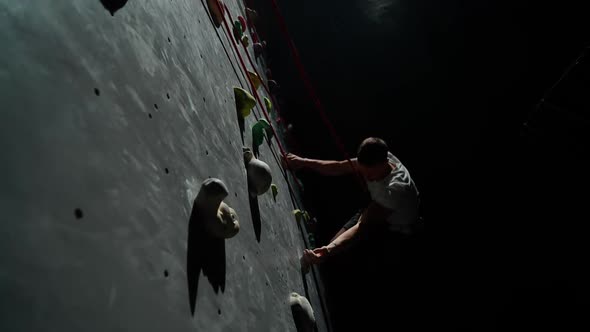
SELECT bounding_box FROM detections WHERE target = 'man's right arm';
[285,153,358,176]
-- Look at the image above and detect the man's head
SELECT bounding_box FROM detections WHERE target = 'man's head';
[356,137,391,181]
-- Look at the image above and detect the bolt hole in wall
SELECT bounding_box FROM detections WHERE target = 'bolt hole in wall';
[218,309,221,315]
[165,168,169,174]
[154,103,159,110]
[94,88,100,96]
[206,150,209,155]
[74,208,84,219]
[164,270,169,278]
[168,37,171,43]
[148,113,152,119]
[166,93,170,99]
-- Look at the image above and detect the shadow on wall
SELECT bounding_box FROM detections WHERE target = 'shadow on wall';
[247,179,262,242]
[186,200,227,316]
[99,0,129,16]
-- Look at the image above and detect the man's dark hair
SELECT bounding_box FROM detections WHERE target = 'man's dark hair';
[357,137,389,166]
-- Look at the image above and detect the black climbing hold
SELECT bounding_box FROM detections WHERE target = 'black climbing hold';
[206,150,209,155]
[167,93,170,99]
[148,113,152,119]
[100,0,129,16]
[74,208,83,219]
[218,309,221,315]
[165,168,169,174]
[164,270,169,277]
[154,103,158,109]
[94,88,100,96]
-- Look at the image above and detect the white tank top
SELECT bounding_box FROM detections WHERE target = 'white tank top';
[366,152,419,231]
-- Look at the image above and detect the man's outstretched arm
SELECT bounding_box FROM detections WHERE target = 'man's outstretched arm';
[284,153,358,176]
[302,202,393,264]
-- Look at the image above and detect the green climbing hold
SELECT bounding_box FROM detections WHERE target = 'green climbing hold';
[271,184,278,202]
[252,119,271,148]
[264,97,272,111]
[234,87,256,118]
[233,20,243,41]
[248,71,262,90]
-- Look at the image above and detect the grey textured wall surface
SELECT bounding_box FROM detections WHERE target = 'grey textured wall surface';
[0,0,328,331]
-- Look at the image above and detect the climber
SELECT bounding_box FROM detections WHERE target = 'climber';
[284,137,420,266]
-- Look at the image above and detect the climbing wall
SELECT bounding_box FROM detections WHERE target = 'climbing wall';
[0,0,329,331]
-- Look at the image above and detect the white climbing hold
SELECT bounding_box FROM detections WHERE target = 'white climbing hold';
[244,147,272,196]
[195,178,240,238]
[289,292,316,332]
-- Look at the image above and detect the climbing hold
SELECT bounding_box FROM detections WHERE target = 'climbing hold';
[246,8,258,26]
[206,0,225,28]
[293,209,304,222]
[241,35,250,47]
[238,16,247,33]
[303,211,310,223]
[308,233,316,248]
[289,292,316,332]
[247,71,262,91]
[233,87,256,118]
[252,119,270,147]
[233,20,243,41]
[263,97,272,111]
[268,80,280,94]
[195,178,240,239]
[271,184,278,202]
[244,147,272,196]
[253,43,263,59]
[251,32,260,44]
[100,0,128,16]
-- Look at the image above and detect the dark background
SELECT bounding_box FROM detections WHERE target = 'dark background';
[250,0,589,330]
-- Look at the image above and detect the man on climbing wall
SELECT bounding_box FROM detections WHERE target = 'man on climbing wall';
[284,137,420,266]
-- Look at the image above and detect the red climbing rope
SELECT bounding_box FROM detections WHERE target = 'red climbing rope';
[265,0,363,180]
[266,0,347,154]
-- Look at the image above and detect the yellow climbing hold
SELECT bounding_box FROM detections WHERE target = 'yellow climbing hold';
[248,71,262,91]
[264,97,272,111]
[271,184,278,202]
[233,87,256,118]
[241,35,250,47]
[293,209,303,222]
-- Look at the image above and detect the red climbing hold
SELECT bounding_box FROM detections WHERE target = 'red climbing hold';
[206,0,225,28]
[251,32,259,44]
[238,16,247,33]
